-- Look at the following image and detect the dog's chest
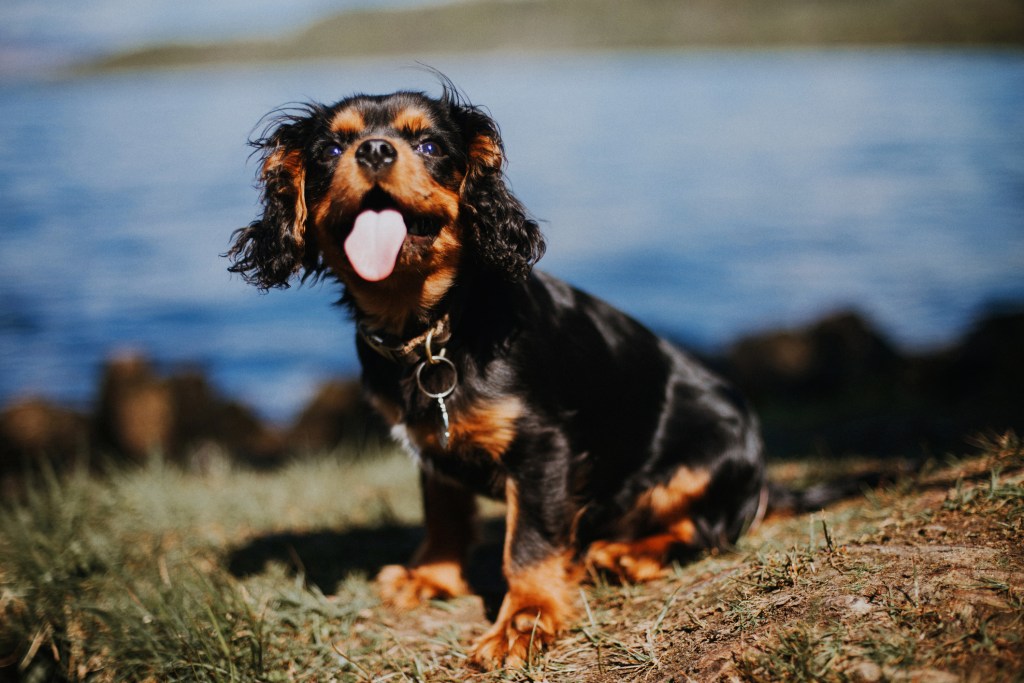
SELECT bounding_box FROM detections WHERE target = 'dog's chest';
[373,391,524,462]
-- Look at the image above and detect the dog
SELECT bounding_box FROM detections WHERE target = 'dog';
[228,83,767,669]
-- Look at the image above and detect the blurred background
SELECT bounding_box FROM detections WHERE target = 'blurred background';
[1,0,1022,465]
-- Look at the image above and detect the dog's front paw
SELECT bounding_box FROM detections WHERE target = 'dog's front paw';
[469,605,560,669]
[376,562,470,609]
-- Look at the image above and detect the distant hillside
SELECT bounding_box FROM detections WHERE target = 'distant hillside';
[85,0,1024,72]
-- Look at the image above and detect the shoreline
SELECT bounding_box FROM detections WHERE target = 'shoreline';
[3,307,1022,469]
[75,0,1024,75]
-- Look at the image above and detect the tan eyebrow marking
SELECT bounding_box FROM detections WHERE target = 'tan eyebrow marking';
[330,108,365,135]
[393,107,433,135]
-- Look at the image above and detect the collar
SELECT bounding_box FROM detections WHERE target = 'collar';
[356,315,452,366]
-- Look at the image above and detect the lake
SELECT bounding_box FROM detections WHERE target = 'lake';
[1,50,1022,422]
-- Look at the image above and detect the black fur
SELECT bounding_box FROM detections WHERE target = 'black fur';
[227,90,544,289]
[451,104,545,282]
[228,106,328,290]
[228,84,766,667]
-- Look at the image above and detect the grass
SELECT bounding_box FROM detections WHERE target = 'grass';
[2,433,1023,681]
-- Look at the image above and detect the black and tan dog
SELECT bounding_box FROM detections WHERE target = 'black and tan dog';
[228,83,766,668]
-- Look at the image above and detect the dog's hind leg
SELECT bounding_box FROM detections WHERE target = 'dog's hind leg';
[584,465,712,583]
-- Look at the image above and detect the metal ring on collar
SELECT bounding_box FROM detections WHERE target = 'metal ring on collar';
[424,328,447,365]
[415,355,458,399]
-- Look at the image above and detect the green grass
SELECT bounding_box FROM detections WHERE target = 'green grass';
[2,434,1022,681]
[0,453,420,681]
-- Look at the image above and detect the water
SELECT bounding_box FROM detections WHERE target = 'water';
[0,0,428,77]
[1,51,1022,421]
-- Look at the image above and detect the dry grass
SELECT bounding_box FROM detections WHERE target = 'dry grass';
[2,433,1022,681]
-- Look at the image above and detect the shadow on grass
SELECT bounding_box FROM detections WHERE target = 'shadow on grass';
[226,519,508,614]
[224,461,911,617]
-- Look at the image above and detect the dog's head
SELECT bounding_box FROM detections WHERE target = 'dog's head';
[228,86,544,329]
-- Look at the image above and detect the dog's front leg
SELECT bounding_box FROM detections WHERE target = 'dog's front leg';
[377,469,476,608]
[470,475,578,669]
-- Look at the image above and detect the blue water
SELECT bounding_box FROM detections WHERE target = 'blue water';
[1,51,1023,421]
[0,0,427,77]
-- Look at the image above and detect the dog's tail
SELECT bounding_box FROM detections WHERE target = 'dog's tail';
[767,477,870,514]
[764,464,918,516]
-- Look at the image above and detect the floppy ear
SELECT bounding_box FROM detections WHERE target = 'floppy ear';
[227,123,317,290]
[456,107,545,282]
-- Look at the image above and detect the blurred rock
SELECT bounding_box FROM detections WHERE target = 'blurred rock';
[0,398,88,473]
[288,379,362,453]
[287,379,388,454]
[94,352,284,467]
[164,369,284,466]
[2,308,1021,475]
[724,308,1023,456]
[213,400,285,468]
[728,311,903,400]
[927,310,1024,401]
[94,353,173,462]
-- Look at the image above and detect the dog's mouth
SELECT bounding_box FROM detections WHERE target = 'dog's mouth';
[342,188,446,282]
[357,188,445,238]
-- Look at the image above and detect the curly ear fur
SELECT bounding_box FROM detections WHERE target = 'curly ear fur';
[452,99,546,282]
[229,92,543,287]
[227,112,323,290]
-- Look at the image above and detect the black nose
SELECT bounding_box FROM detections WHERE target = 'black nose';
[355,138,397,172]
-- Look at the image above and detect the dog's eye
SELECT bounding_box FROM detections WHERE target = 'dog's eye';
[415,141,442,157]
[322,144,343,160]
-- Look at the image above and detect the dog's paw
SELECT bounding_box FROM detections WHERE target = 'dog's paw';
[469,606,560,669]
[586,540,669,583]
[376,562,470,609]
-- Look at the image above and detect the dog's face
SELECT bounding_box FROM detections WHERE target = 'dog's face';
[229,89,545,331]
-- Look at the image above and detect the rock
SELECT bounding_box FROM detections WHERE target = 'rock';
[287,379,384,454]
[165,370,284,466]
[94,352,285,466]
[213,400,285,468]
[0,398,89,472]
[727,310,903,400]
[94,352,174,462]
[928,310,1024,401]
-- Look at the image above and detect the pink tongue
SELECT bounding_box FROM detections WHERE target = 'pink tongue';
[344,209,408,282]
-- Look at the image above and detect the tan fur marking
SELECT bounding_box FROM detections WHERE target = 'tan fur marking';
[585,467,710,583]
[469,133,503,169]
[503,478,519,569]
[470,479,582,667]
[472,547,579,668]
[377,561,470,609]
[474,557,578,667]
[392,107,432,135]
[380,146,460,216]
[263,148,308,247]
[407,396,522,458]
[451,396,522,460]
[330,107,365,135]
[668,517,698,545]
[309,135,463,334]
[587,535,675,582]
[505,553,578,616]
[639,466,711,524]
[377,475,475,609]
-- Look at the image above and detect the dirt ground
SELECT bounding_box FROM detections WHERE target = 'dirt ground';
[2,434,1020,682]
[341,434,1023,682]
